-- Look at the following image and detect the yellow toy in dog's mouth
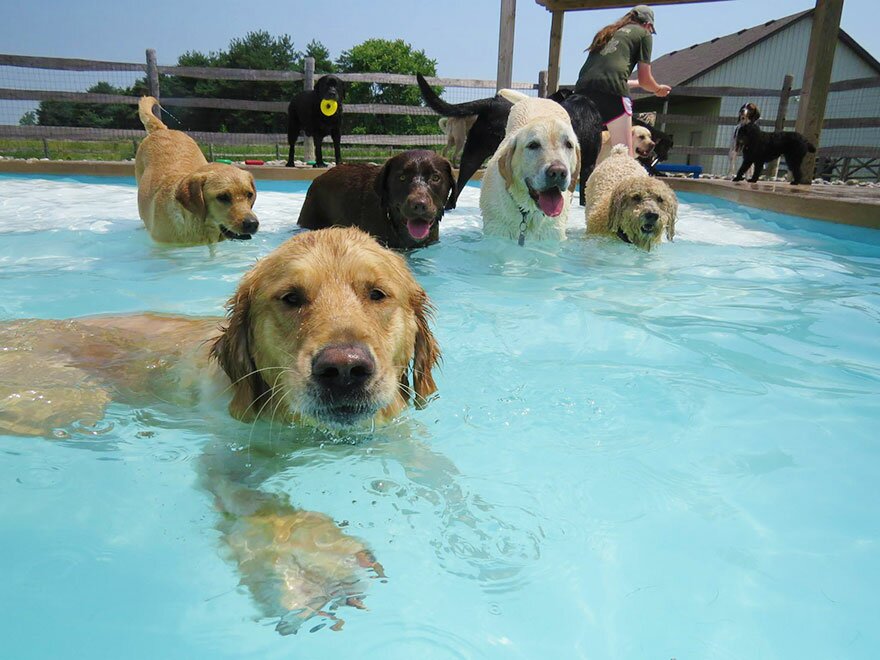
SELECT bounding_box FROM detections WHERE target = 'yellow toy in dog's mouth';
[320,100,338,116]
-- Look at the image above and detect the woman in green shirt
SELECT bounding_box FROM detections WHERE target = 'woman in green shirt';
[574,5,671,158]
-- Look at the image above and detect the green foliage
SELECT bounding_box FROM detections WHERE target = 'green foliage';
[336,38,441,135]
[18,110,38,126]
[36,80,148,129]
[28,32,445,139]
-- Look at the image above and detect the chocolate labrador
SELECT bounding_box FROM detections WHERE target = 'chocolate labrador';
[297,150,455,249]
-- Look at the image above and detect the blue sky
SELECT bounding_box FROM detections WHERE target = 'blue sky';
[2,0,877,85]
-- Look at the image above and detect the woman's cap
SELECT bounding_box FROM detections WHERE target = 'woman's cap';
[632,5,657,33]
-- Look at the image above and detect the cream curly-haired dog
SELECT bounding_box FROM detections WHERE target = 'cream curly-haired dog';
[479,89,580,242]
[585,144,677,250]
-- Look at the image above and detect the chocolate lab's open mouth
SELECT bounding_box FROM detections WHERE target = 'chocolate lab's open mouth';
[527,182,565,217]
[219,225,253,241]
[405,218,434,241]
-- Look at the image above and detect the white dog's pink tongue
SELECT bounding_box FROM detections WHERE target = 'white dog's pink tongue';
[407,219,432,240]
[537,189,564,217]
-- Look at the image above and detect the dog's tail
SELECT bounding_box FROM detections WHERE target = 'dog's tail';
[416,72,502,117]
[807,142,817,153]
[497,89,531,105]
[610,144,630,157]
[138,96,167,133]
[438,117,448,132]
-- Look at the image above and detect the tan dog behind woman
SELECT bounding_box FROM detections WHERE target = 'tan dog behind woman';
[135,96,259,245]
[0,226,440,633]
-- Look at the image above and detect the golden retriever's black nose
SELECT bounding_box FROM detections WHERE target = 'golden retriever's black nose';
[241,215,259,235]
[312,344,375,391]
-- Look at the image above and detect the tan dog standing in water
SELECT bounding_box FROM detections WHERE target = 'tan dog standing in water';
[135,96,259,245]
[0,227,441,633]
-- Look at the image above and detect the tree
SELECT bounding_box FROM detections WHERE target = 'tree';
[336,38,441,135]
[36,81,147,129]
[18,110,38,126]
[303,39,334,73]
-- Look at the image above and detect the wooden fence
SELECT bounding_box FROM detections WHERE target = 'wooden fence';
[1,51,879,176]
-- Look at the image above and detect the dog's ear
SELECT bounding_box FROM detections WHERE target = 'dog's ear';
[665,192,678,242]
[750,104,761,122]
[497,135,517,188]
[440,156,457,207]
[607,185,628,235]
[568,141,581,193]
[409,289,441,408]
[211,278,270,422]
[176,173,207,219]
[373,157,395,208]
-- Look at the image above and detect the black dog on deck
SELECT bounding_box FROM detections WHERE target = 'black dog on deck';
[416,73,512,210]
[286,74,344,168]
[547,89,604,206]
[733,122,816,185]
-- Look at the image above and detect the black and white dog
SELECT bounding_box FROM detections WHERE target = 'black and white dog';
[728,102,761,178]
[286,75,344,168]
[733,122,816,185]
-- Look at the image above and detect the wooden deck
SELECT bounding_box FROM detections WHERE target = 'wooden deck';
[1,159,878,230]
[666,178,880,229]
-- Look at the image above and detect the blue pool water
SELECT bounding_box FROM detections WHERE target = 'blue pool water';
[1,173,879,659]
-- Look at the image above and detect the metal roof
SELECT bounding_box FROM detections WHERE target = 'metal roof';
[649,9,880,87]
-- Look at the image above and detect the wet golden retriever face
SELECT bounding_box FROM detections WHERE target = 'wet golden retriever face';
[212,227,440,428]
[176,165,259,241]
[608,176,677,250]
[632,125,656,158]
[499,117,580,217]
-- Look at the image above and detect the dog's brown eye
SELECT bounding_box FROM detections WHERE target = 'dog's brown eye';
[565,140,574,149]
[217,193,231,204]
[246,191,254,199]
[281,289,306,307]
[369,288,387,302]
[399,174,407,182]
[526,141,541,150]
[657,196,664,204]
[430,173,441,182]
[632,194,642,202]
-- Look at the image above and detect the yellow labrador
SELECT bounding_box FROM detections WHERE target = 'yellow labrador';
[135,96,259,245]
[479,116,580,242]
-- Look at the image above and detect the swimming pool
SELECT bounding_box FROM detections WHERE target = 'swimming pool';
[1,173,879,659]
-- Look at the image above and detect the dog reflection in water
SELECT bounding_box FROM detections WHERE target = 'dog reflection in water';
[0,227,440,634]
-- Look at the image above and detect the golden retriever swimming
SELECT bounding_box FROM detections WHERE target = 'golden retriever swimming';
[0,226,440,633]
[479,90,580,242]
[135,96,259,245]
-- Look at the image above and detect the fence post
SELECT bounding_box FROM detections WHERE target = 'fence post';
[496,0,516,91]
[209,143,214,162]
[768,73,794,179]
[538,70,548,98]
[42,138,49,159]
[146,49,160,101]
[303,57,316,164]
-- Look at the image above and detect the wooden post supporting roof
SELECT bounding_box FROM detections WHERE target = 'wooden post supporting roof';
[547,10,565,95]
[498,0,517,91]
[795,0,845,183]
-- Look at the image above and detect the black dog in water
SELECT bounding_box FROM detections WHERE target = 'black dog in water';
[286,74,344,168]
[547,89,604,206]
[416,73,512,210]
[733,122,816,184]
